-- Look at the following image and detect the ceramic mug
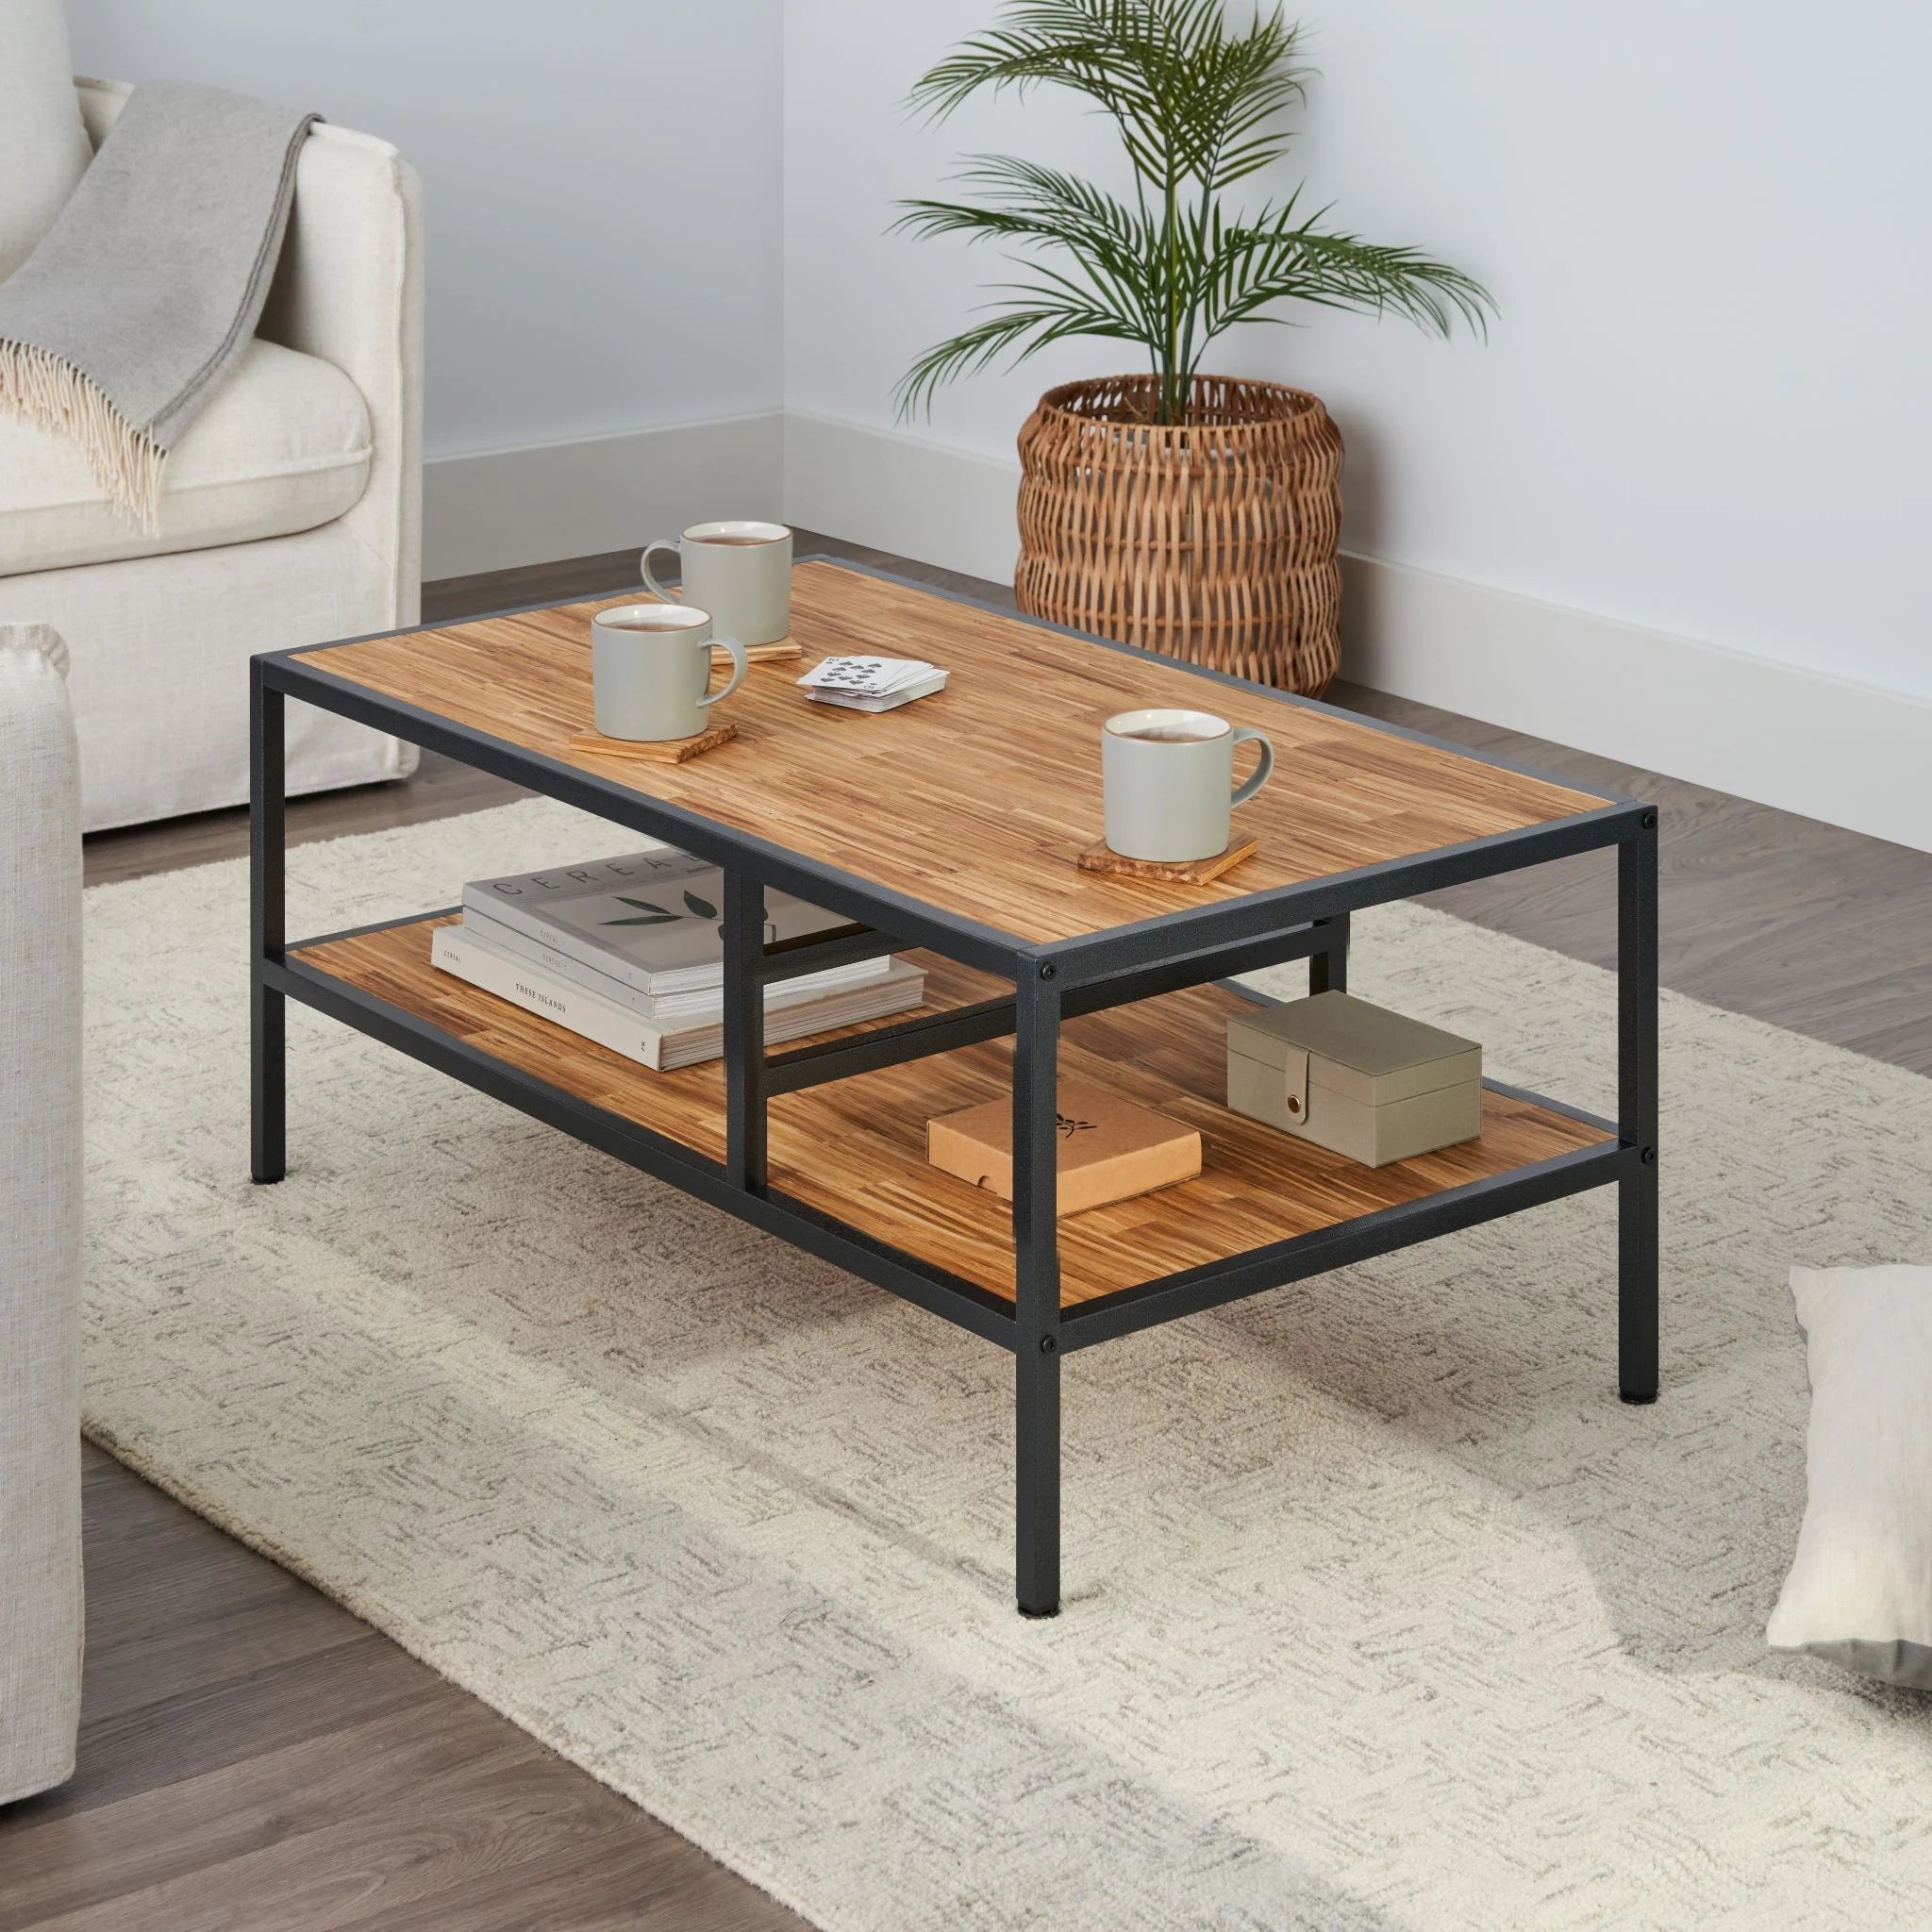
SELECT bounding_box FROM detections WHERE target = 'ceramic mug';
[640,521,793,647]
[591,603,748,741]
[1101,708,1274,861]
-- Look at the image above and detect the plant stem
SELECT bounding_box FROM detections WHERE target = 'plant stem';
[1161,170,1179,424]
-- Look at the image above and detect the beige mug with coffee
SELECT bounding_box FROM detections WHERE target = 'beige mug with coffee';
[640,521,792,646]
[591,603,748,741]
[1101,708,1274,861]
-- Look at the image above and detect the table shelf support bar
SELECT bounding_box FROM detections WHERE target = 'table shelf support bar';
[1308,912,1350,994]
[1060,1137,1634,1351]
[250,659,287,1187]
[1618,813,1660,1402]
[724,870,769,1193]
[1013,969,1062,1617]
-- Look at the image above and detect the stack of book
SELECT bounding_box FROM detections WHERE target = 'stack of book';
[431,848,924,1071]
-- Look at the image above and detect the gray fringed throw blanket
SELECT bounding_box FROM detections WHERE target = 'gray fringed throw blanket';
[0,83,314,532]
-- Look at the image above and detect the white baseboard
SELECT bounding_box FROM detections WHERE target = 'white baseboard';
[783,409,1021,586]
[778,411,1932,853]
[1339,556,1932,854]
[423,407,1932,852]
[423,410,785,581]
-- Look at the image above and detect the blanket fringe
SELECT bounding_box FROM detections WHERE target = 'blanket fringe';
[0,339,167,534]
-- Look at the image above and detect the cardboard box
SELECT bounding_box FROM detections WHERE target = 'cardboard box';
[926,1076,1202,1215]
[1226,991,1481,1168]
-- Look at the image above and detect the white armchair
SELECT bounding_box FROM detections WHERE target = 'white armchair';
[0,625,81,1806]
[0,79,425,832]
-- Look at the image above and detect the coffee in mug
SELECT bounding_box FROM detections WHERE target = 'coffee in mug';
[1101,707,1274,861]
[640,521,793,646]
[591,603,749,742]
[1117,720,1224,743]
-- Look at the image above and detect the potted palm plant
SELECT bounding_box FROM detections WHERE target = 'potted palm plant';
[896,0,1493,693]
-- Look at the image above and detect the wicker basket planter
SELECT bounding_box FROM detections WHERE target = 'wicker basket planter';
[1015,373,1344,694]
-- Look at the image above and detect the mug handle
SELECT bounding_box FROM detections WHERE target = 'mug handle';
[698,633,749,708]
[640,539,681,604]
[1229,726,1274,807]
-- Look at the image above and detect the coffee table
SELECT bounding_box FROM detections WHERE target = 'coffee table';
[250,559,1657,1616]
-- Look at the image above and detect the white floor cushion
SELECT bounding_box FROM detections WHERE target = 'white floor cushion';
[1767,1264,1932,1689]
[0,337,372,575]
[0,1,92,280]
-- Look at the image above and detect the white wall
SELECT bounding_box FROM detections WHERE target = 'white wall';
[69,0,785,568]
[785,0,1932,701]
[785,5,1134,457]
[52,4,1932,841]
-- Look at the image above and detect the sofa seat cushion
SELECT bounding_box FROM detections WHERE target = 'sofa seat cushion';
[0,338,371,575]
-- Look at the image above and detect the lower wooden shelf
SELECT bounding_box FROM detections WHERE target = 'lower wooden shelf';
[291,916,1612,1308]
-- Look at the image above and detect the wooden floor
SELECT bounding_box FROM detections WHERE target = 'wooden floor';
[8,530,1929,1930]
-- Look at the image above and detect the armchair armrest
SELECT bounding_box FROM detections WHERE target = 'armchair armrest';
[74,78,425,627]
[0,626,82,1805]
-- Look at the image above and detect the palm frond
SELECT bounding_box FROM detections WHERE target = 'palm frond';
[1203,200,1495,341]
[907,0,1235,181]
[1174,13,1311,186]
[895,158,1162,325]
[893,158,1153,261]
[897,0,1494,420]
[892,295,1144,420]
[908,5,1169,176]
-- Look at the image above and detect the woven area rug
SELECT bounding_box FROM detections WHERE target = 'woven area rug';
[83,798,1932,1931]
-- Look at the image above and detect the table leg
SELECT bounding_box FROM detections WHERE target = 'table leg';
[250,663,287,1185]
[1309,912,1351,994]
[1618,812,1659,1402]
[1013,969,1062,1616]
[723,870,768,1192]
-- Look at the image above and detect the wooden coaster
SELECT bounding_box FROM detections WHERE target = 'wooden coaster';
[568,721,738,764]
[642,591,802,662]
[717,639,804,664]
[1076,835,1257,883]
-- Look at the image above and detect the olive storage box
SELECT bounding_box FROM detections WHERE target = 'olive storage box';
[1225,991,1481,1167]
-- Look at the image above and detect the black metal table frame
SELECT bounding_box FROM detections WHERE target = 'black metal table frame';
[249,559,1658,1617]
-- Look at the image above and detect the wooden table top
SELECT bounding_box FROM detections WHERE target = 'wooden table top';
[298,561,1613,948]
